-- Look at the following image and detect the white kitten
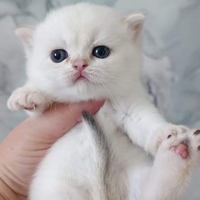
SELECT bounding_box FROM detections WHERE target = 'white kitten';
[7,3,200,200]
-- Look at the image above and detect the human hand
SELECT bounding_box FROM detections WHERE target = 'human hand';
[0,100,104,200]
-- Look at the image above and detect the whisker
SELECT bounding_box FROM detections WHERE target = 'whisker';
[87,70,125,97]
[105,74,135,83]
[93,69,135,83]
[99,77,125,96]
[98,78,122,111]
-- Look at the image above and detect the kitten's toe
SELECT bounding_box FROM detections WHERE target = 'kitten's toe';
[147,124,189,155]
[170,143,188,159]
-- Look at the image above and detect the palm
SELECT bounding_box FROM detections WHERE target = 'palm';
[0,118,58,198]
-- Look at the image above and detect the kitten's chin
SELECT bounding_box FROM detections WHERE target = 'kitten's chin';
[54,84,109,103]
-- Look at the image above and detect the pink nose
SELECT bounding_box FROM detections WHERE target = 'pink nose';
[73,59,88,73]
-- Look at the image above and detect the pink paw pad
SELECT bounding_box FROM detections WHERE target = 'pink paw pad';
[170,144,188,159]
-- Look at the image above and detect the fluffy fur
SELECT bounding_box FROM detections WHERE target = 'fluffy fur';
[7,3,200,200]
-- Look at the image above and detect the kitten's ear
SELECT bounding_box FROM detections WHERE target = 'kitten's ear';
[14,26,35,56]
[125,12,145,41]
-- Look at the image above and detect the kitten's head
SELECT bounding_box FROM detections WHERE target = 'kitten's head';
[16,3,145,102]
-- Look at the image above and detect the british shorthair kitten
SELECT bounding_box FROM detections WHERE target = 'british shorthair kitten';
[7,3,200,200]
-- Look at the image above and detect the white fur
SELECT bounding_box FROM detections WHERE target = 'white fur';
[7,3,200,200]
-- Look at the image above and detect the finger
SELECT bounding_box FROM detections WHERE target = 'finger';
[0,100,104,160]
[37,100,105,139]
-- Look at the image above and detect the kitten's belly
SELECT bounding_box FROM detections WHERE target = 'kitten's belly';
[30,106,150,200]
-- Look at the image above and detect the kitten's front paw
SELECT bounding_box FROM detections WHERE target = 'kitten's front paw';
[147,124,189,155]
[7,87,50,116]
[158,129,200,168]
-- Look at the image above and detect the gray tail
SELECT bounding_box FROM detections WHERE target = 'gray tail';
[82,112,123,200]
[82,112,108,151]
[82,112,109,200]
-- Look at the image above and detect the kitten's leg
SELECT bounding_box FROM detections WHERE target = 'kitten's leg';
[140,129,200,200]
[7,82,51,116]
[116,98,188,155]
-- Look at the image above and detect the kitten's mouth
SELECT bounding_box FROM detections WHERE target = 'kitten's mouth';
[73,72,89,83]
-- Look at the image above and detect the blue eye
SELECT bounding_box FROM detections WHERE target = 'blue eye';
[51,49,68,63]
[92,46,110,59]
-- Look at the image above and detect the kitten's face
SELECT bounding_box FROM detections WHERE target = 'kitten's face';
[18,4,144,102]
